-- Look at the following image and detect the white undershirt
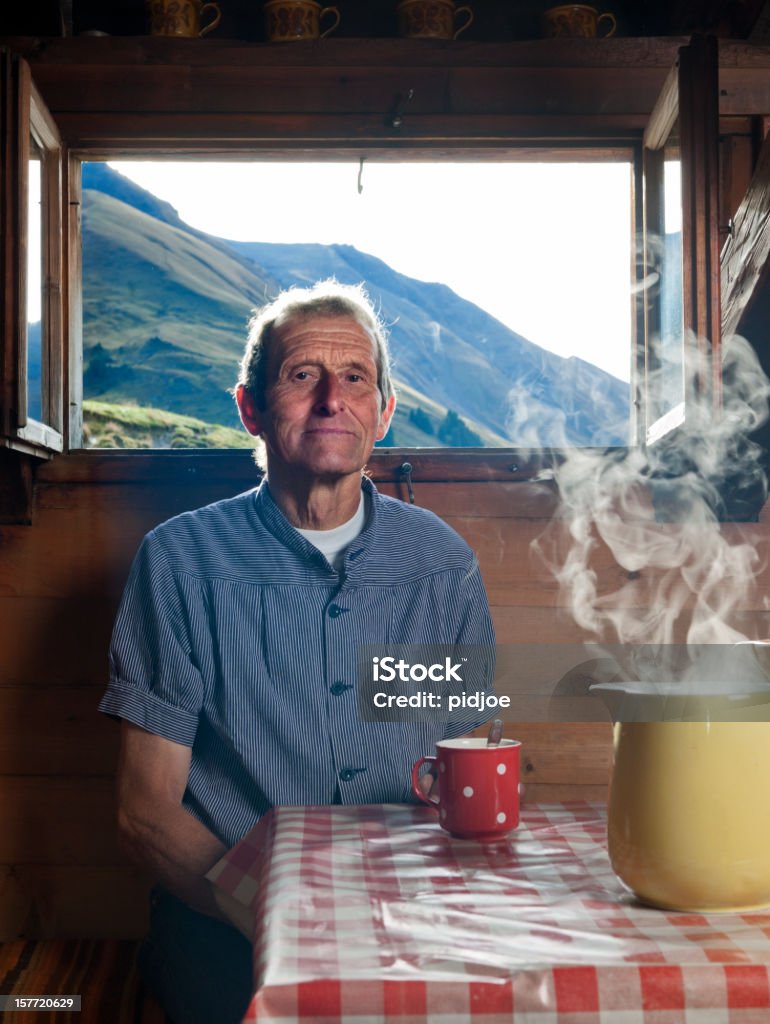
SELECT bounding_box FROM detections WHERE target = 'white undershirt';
[296,493,366,571]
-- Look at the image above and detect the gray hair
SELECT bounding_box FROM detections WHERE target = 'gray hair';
[236,280,394,412]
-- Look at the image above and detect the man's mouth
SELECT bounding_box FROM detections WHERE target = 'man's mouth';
[304,427,354,436]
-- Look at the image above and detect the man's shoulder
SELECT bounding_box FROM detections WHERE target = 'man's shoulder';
[155,488,257,533]
[146,488,261,561]
[370,488,474,565]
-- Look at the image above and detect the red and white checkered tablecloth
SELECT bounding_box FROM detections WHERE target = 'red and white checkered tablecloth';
[207,802,770,1023]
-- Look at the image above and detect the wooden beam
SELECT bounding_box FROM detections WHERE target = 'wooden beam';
[721,127,770,338]
[748,0,770,41]
[680,34,722,401]
[0,447,35,524]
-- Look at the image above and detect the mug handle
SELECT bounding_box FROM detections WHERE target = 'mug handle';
[319,6,341,38]
[411,755,439,807]
[453,6,474,39]
[199,2,222,36]
[597,11,616,37]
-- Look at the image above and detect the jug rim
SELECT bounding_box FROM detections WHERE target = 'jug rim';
[589,680,770,722]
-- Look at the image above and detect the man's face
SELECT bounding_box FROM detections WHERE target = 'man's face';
[237,315,395,483]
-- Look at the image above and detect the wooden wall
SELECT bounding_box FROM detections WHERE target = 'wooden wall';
[2,453,770,939]
[2,30,770,942]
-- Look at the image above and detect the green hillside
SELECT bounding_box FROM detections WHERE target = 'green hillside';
[82,189,275,431]
[83,400,249,449]
[81,186,510,448]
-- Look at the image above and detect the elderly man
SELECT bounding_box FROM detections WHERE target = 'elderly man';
[100,280,495,1024]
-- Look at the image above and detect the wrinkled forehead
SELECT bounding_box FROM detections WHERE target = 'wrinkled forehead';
[269,313,379,368]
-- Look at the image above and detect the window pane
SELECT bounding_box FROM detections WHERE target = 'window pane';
[27,137,43,424]
[658,150,684,419]
[80,159,634,450]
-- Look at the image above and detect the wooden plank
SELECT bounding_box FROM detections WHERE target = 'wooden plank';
[1,50,25,440]
[516,722,612,785]
[24,64,670,118]
[719,132,756,229]
[521,783,608,804]
[720,67,770,115]
[472,722,612,790]
[679,35,722,402]
[65,154,82,450]
[35,112,657,148]
[644,62,678,151]
[0,864,150,939]
[0,511,142,598]
[492,605,598,643]
[0,449,34,525]
[7,35,768,74]
[0,777,120,865]
[749,0,770,40]
[375,480,559,518]
[5,488,770,609]
[35,449,554,486]
[0,36,689,71]
[8,589,174,682]
[0,686,117,774]
[721,128,770,339]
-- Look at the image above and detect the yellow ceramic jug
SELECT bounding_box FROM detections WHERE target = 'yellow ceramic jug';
[591,681,770,911]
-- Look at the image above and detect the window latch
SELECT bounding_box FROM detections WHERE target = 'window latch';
[388,89,415,130]
[399,461,416,504]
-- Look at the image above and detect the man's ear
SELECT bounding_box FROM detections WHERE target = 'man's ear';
[236,385,264,437]
[375,394,396,441]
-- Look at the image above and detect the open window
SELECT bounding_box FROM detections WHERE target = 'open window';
[76,152,636,455]
[642,34,721,445]
[0,37,735,494]
[0,50,64,459]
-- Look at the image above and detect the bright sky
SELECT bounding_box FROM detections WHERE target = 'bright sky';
[30,158,686,383]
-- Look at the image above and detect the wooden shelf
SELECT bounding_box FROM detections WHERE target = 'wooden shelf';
[2,36,768,149]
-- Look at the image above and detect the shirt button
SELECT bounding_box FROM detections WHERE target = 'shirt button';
[330,681,350,696]
[328,604,345,618]
[339,768,357,782]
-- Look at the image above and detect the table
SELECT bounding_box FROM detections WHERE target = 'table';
[207,803,770,1022]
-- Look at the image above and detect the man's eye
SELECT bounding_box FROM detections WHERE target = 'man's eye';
[293,371,311,381]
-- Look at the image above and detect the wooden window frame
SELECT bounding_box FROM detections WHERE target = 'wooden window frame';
[642,34,721,446]
[1,49,64,458]
[70,142,640,483]
[0,37,739,503]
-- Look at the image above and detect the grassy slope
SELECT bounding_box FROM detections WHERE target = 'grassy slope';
[83,400,250,449]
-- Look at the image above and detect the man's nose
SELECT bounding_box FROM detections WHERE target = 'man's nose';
[313,373,345,415]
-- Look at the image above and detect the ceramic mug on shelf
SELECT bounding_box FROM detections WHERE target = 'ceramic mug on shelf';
[146,0,222,37]
[396,0,474,40]
[412,737,521,840]
[542,4,616,37]
[264,0,341,41]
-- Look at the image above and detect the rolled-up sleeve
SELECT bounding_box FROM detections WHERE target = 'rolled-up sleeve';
[99,530,204,746]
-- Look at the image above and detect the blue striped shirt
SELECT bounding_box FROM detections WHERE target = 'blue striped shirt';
[99,477,495,847]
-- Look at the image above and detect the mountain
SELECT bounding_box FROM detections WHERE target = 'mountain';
[81,164,629,447]
[228,239,630,446]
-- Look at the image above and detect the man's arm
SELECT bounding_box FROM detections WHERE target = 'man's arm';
[116,721,227,919]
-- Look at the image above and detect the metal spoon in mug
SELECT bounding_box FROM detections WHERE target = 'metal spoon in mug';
[487,718,503,747]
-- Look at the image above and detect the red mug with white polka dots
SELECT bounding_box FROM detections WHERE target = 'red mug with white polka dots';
[411,737,521,840]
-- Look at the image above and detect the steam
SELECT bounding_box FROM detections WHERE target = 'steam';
[531,331,770,688]
[428,321,443,353]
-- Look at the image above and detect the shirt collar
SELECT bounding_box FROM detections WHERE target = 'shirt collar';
[253,476,380,579]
